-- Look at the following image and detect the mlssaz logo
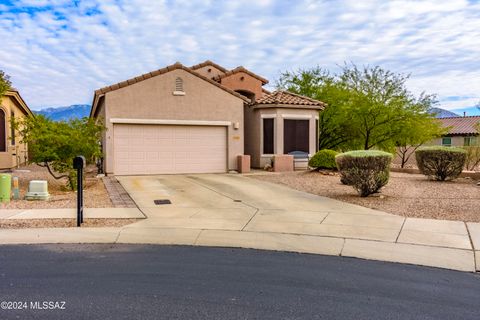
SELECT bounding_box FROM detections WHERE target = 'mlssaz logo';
[30,301,66,310]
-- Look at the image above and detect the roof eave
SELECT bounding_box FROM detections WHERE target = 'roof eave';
[252,103,324,110]
[4,90,34,117]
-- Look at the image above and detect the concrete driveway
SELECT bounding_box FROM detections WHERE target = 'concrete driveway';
[116,174,478,272]
[116,174,398,234]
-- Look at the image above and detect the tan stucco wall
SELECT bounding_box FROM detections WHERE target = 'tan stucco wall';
[246,107,319,168]
[429,136,466,146]
[192,65,225,79]
[0,95,29,169]
[243,105,260,166]
[101,69,245,174]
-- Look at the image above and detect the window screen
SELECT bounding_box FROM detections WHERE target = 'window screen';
[263,118,274,154]
[284,119,309,154]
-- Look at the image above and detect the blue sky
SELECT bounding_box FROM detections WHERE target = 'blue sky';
[0,0,479,112]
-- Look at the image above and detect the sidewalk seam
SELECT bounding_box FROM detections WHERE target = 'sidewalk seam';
[113,229,122,243]
[464,222,477,271]
[339,238,346,256]
[395,217,407,243]
[241,209,259,231]
[193,229,204,245]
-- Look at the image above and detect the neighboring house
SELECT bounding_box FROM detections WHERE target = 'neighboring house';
[393,115,480,168]
[433,116,480,147]
[0,89,33,169]
[90,60,325,175]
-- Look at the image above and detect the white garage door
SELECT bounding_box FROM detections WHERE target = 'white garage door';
[113,124,227,175]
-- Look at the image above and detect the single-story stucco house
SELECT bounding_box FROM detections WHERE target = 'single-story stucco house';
[90,60,325,175]
[0,89,33,169]
[393,115,480,168]
[433,115,480,147]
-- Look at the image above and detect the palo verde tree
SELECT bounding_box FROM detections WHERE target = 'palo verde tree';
[14,115,105,190]
[277,67,355,150]
[395,96,447,168]
[277,63,443,152]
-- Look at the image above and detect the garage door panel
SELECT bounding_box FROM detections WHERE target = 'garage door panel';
[114,124,227,175]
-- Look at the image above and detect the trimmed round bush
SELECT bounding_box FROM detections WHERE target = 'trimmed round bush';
[335,150,393,197]
[308,149,338,170]
[415,146,466,181]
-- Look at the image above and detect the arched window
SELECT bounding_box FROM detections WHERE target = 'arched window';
[0,109,6,152]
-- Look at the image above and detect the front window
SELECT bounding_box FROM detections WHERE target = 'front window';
[283,119,309,154]
[263,118,274,154]
[441,137,451,147]
[10,111,15,146]
[464,136,476,146]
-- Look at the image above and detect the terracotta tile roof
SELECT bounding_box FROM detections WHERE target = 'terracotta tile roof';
[190,60,228,73]
[90,62,249,117]
[253,90,326,109]
[440,116,480,135]
[214,66,269,84]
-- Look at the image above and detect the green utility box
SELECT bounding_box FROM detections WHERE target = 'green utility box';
[0,173,12,204]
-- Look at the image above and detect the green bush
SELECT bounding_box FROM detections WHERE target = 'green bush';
[335,150,393,197]
[309,149,338,170]
[415,146,466,181]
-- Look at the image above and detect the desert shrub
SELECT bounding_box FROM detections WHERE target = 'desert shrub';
[335,150,393,197]
[415,146,466,181]
[309,149,338,170]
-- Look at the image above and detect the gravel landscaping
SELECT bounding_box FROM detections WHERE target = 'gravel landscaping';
[0,164,113,209]
[250,170,480,222]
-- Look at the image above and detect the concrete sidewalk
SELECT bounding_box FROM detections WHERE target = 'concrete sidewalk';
[0,207,145,219]
[0,174,478,273]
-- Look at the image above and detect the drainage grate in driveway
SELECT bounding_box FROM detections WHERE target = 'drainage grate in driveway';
[154,199,172,205]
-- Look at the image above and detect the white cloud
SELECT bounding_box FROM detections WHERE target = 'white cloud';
[0,0,478,110]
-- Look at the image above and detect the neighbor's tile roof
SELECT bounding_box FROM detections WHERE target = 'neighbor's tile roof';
[253,90,326,109]
[214,66,269,84]
[440,116,480,135]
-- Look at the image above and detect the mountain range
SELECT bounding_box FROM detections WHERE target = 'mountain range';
[34,104,475,121]
[428,107,459,118]
[35,104,90,121]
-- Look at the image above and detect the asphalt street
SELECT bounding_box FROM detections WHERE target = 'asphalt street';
[0,244,479,320]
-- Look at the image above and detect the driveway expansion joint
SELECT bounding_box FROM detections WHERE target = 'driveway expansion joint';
[185,176,259,211]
